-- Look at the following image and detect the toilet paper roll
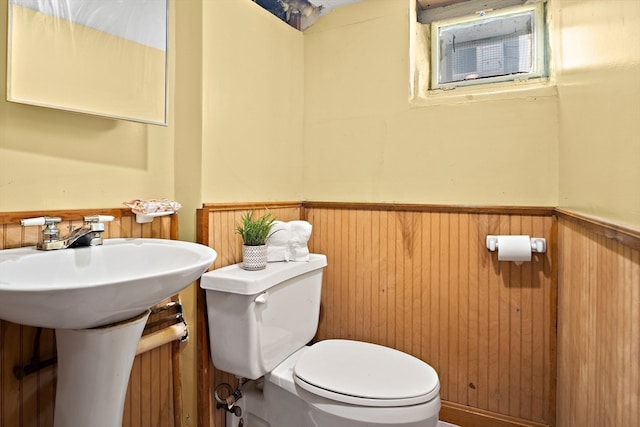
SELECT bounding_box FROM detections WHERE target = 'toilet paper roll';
[497,235,531,262]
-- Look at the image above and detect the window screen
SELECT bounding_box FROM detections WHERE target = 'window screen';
[431,3,545,90]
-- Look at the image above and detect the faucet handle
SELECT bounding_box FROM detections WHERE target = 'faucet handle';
[21,217,62,245]
[20,216,62,227]
[83,215,115,223]
[81,215,114,234]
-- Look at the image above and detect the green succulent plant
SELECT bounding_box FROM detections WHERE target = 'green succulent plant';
[235,210,277,246]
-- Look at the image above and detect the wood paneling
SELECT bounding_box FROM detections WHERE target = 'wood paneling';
[197,202,556,427]
[307,206,556,427]
[557,216,640,427]
[0,209,180,427]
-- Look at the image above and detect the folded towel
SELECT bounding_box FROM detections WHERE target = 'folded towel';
[268,220,312,262]
[124,199,182,215]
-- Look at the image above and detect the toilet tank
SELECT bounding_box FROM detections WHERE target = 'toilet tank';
[200,254,327,380]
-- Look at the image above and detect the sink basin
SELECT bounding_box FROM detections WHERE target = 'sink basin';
[0,237,217,427]
[0,238,217,329]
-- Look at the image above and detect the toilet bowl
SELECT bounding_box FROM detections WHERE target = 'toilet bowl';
[201,254,441,427]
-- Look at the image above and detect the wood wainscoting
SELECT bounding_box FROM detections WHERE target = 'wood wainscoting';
[556,210,640,427]
[197,202,557,427]
[0,209,182,427]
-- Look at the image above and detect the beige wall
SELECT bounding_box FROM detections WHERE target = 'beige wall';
[200,0,305,205]
[174,0,204,243]
[0,0,305,236]
[0,1,303,425]
[554,0,640,227]
[0,0,174,213]
[303,0,559,207]
[302,0,640,228]
[2,0,638,231]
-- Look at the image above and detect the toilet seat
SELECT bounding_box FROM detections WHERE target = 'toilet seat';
[293,340,439,407]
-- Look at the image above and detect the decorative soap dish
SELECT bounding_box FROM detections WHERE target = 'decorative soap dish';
[135,211,174,224]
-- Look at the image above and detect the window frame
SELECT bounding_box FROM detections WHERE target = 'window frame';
[430,2,546,91]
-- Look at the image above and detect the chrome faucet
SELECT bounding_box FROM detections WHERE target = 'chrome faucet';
[21,215,114,251]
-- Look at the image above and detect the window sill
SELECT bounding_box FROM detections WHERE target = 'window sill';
[409,78,557,107]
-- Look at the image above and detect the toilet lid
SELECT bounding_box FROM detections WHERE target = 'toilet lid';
[293,340,439,407]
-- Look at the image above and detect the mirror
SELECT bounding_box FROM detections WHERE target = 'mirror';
[7,0,168,125]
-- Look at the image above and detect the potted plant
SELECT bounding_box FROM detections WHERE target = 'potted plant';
[235,210,277,270]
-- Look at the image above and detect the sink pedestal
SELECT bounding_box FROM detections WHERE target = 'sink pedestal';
[53,310,151,427]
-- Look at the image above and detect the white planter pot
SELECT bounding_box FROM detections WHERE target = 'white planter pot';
[242,245,267,270]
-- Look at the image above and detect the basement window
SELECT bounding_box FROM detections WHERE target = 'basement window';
[430,2,546,90]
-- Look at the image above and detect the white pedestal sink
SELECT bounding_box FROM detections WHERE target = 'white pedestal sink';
[0,238,217,427]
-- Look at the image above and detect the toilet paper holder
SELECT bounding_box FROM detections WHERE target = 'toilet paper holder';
[486,235,546,254]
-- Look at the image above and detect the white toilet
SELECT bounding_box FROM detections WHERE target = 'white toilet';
[200,254,441,427]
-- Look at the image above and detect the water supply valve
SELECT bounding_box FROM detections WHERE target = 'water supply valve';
[214,382,243,417]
